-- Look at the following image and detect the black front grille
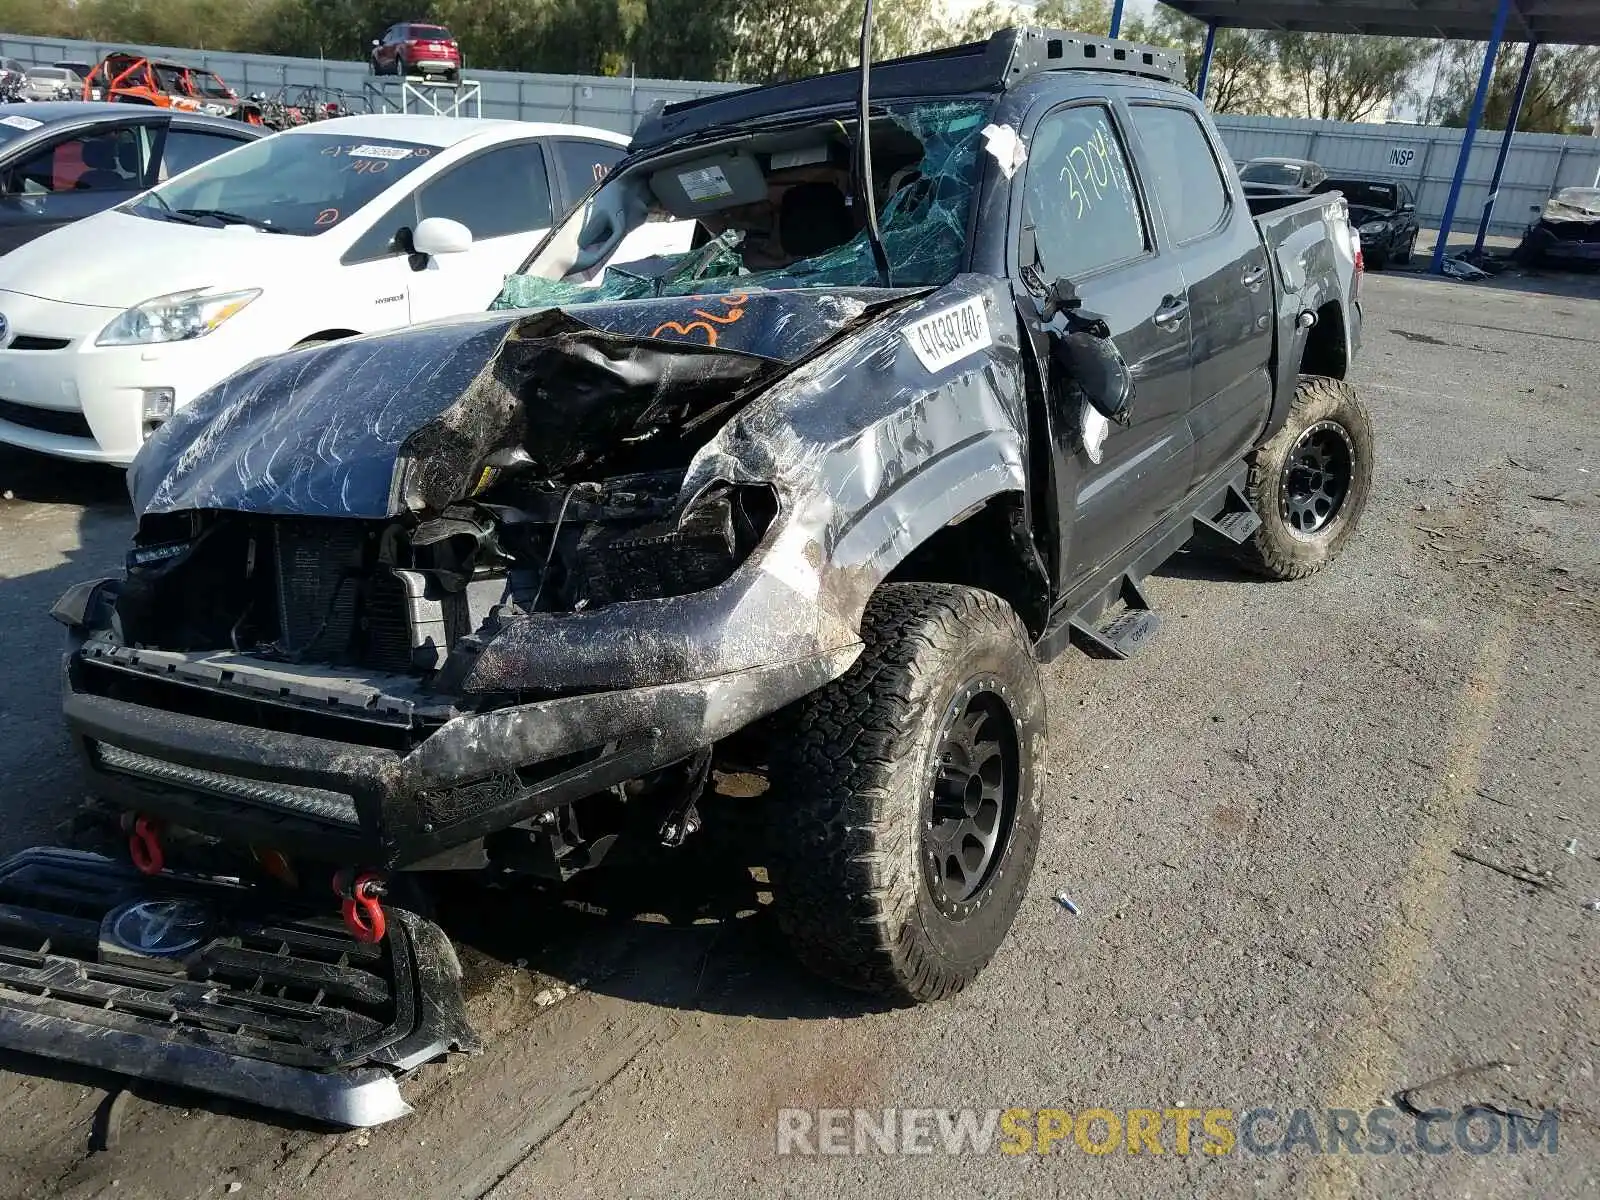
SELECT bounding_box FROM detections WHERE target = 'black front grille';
[7,335,70,351]
[0,849,406,1070]
[0,398,91,438]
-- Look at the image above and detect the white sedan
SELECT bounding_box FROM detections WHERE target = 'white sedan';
[0,114,629,465]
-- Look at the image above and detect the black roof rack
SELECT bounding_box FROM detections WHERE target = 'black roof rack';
[633,27,1184,150]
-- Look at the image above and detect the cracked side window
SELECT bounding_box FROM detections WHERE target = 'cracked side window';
[493,99,992,309]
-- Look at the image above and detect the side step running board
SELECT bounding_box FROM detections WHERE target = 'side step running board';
[1194,482,1263,546]
[1068,574,1161,660]
[1038,466,1265,664]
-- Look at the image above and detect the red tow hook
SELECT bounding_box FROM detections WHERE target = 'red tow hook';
[123,814,165,875]
[332,869,388,944]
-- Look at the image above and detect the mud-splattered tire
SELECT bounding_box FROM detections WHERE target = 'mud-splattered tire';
[765,583,1046,1004]
[1236,375,1374,580]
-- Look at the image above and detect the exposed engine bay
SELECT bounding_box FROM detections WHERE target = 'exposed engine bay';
[119,465,777,672]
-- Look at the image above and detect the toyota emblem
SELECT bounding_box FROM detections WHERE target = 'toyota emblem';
[0,313,9,346]
[106,898,212,957]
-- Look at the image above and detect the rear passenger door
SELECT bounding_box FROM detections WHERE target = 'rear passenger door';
[1016,100,1194,587]
[1127,101,1273,486]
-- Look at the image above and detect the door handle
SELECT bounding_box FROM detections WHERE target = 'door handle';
[1241,263,1268,289]
[1152,294,1188,328]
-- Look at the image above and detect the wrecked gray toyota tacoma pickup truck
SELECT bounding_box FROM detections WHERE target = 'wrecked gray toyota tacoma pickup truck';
[9,28,1371,1125]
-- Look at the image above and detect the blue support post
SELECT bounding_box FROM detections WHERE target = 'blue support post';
[1430,0,1514,274]
[1473,40,1538,255]
[1110,0,1125,38]
[1195,22,1219,102]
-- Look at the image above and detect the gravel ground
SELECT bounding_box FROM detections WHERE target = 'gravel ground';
[0,265,1594,1199]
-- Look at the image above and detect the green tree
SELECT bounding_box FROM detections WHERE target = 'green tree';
[951,0,1127,45]
[630,0,737,81]
[723,0,941,84]
[1140,8,1272,114]
[1433,41,1600,134]
[1269,32,1433,123]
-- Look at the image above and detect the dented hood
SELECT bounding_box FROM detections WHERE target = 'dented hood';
[129,287,912,520]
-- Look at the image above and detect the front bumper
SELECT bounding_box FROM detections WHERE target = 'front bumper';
[66,640,860,868]
[0,290,251,465]
[0,846,476,1126]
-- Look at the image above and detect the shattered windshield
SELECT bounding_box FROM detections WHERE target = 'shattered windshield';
[493,99,990,309]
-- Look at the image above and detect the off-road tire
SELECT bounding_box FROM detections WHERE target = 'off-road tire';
[1236,374,1373,580]
[765,583,1046,1003]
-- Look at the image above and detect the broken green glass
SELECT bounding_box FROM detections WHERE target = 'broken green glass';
[492,99,991,311]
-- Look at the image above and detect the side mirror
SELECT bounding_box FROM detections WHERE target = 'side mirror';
[1400,202,1415,213]
[1053,331,1133,423]
[412,216,472,257]
[371,39,381,47]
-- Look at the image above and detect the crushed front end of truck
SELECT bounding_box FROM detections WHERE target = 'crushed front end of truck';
[0,87,1050,1123]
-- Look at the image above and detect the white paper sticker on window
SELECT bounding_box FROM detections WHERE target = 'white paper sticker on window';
[0,115,43,131]
[347,144,414,160]
[980,123,1027,179]
[678,164,733,203]
[904,296,992,374]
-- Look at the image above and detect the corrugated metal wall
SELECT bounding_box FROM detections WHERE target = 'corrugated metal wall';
[6,31,1598,236]
[1211,114,1600,238]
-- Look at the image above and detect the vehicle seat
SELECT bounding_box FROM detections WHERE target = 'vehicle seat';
[778,182,854,259]
[75,138,128,189]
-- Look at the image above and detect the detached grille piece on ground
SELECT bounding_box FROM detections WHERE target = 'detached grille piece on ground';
[0,847,478,1126]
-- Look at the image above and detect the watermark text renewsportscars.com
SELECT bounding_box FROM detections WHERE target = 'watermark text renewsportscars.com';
[775,1106,1560,1157]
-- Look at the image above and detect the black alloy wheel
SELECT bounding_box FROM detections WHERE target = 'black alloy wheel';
[923,684,1020,914]
[1279,419,1354,538]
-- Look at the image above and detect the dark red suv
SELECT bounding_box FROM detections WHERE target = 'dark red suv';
[369,22,462,83]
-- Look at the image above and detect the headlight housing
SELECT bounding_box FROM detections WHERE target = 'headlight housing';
[1358,220,1390,235]
[568,481,780,609]
[96,288,261,347]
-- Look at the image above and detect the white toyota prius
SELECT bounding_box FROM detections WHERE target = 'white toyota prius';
[0,114,629,465]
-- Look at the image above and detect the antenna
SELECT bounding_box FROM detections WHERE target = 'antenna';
[856,0,891,287]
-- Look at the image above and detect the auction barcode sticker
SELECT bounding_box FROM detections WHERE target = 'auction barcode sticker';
[347,144,414,160]
[904,296,992,374]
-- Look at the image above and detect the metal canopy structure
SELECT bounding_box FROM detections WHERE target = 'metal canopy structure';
[1147,1,1600,44]
[1112,0,1600,274]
